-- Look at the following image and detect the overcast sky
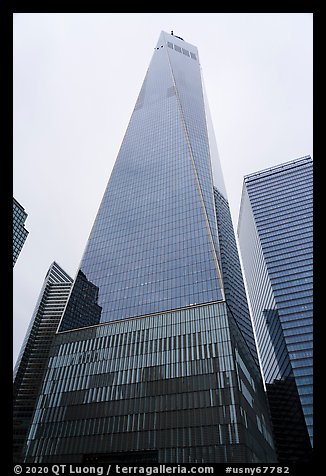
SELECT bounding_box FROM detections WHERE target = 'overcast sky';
[13,12,313,366]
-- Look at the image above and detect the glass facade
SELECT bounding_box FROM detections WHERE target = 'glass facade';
[213,187,259,367]
[58,31,224,332]
[13,262,73,462]
[13,197,29,266]
[21,31,276,463]
[237,156,313,459]
[25,303,275,463]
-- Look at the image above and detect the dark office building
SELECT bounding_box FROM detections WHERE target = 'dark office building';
[13,197,29,266]
[22,31,276,463]
[237,156,313,461]
[13,262,73,462]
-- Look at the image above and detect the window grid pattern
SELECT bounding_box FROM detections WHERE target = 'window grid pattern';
[13,197,29,266]
[166,37,221,268]
[59,31,223,332]
[21,31,277,464]
[213,187,259,366]
[238,156,313,447]
[13,262,73,463]
[25,302,275,463]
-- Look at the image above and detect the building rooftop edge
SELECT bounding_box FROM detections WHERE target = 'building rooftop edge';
[45,261,74,282]
[244,155,312,182]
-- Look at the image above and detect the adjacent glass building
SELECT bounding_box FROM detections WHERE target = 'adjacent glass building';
[237,156,313,461]
[13,197,29,266]
[21,31,276,463]
[13,262,73,462]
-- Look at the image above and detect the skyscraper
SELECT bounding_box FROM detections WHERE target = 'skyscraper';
[237,156,313,461]
[13,197,29,266]
[22,31,276,463]
[13,262,73,462]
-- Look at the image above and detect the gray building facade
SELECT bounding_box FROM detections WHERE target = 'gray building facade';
[13,262,73,462]
[22,31,276,463]
[237,156,313,461]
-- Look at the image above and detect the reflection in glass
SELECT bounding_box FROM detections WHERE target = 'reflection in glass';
[59,270,102,331]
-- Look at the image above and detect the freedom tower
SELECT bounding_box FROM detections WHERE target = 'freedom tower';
[22,31,276,463]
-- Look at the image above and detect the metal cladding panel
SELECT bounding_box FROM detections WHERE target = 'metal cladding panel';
[25,302,276,463]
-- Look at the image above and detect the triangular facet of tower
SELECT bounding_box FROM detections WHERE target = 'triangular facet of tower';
[59,30,224,330]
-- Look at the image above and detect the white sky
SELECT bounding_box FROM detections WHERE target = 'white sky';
[13,12,313,366]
